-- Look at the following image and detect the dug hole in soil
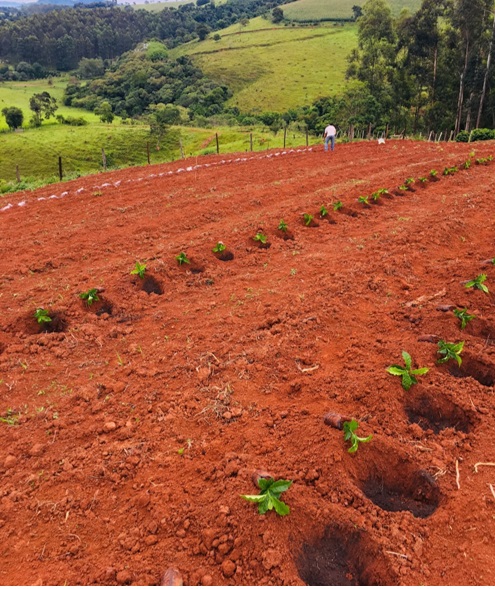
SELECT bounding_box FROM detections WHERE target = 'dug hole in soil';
[1,140,495,585]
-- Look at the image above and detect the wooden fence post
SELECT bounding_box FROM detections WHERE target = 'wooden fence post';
[283,126,287,148]
[101,148,107,171]
[215,133,219,154]
[250,133,253,152]
[146,142,151,165]
[179,139,185,159]
[58,156,63,181]
[305,128,309,147]
[15,165,20,183]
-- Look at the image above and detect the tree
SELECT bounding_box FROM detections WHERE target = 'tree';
[196,24,209,41]
[352,5,363,20]
[2,106,24,130]
[29,92,57,127]
[272,7,284,23]
[95,101,114,123]
[76,57,105,79]
[148,103,181,146]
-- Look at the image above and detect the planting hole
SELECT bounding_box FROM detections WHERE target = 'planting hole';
[40,312,67,333]
[405,393,473,433]
[361,469,439,518]
[448,355,495,387]
[141,276,163,295]
[215,251,234,262]
[466,319,495,343]
[297,524,397,586]
[95,300,113,316]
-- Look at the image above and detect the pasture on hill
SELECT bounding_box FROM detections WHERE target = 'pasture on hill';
[0,120,318,187]
[170,16,357,113]
[283,0,422,21]
[0,77,101,131]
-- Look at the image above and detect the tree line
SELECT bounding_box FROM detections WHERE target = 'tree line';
[0,0,286,73]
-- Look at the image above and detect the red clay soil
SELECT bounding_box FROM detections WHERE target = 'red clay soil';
[1,140,495,586]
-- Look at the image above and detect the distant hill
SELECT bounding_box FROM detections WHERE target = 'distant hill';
[170,16,358,113]
[283,0,422,21]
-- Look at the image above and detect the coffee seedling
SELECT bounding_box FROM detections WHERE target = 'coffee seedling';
[241,477,292,516]
[405,177,414,186]
[357,195,369,205]
[419,176,428,184]
[253,232,268,244]
[333,201,343,211]
[79,288,99,306]
[387,351,429,391]
[130,261,146,278]
[176,252,190,265]
[343,419,372,453]
[465,274,489,294]
[453,308,475,330]
[34,308,52,324]
[398,184,408,192]
[278,219,288,232]
[463,160,471,170]
[212,242,226,253]
[303,213,314,226]
[443,166,458,176]
[371,191,381,202]
[430,169,438,178]
[437,340,464,367]
[319,205,328,217]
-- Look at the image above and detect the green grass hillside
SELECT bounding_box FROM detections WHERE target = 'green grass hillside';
[283,0,422,21]
[0,77,101,131]
[170,16,357,113]
[0,121,317,187]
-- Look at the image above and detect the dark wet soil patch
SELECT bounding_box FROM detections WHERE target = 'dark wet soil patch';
[361,469,440,518]
[141,276,163,295]
[214,250,234,261]
[405,393,473,433]
[276,229,295,240]
[448,355,495,387]
[297,524,397,586]
[39,312,67,333]
[82,297,113,316]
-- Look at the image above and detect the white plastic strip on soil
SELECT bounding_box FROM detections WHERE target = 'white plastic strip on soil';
[0,148,312,214]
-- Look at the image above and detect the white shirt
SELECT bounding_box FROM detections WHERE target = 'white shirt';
[324,125,336,136]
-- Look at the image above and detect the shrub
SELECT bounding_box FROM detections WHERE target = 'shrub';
[470,128,495,142]
[455,130,470,142]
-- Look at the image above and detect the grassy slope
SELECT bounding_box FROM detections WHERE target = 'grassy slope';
[170,16,357,113]
[0,77,100,131]
[0,121,317,185]
[283,0,422,20]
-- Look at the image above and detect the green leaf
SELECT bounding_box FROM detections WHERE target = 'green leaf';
[240,494,265,504]
[401,372,414,391]
[386,366,406,376]
[268,479,292,495]
[257,495,271,515]
[269,494,290,516]
[401,351,412,369]
[348,439,359,453]
[257,478,273,492]
[411,367,429,376]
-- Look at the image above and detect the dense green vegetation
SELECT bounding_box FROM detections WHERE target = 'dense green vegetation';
[0,0,285,71]
[170,17,357,112]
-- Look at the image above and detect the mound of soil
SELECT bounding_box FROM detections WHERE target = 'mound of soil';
[1,140,495,585]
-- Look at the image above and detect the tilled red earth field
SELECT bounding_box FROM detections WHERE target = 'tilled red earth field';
[1,140,495,586]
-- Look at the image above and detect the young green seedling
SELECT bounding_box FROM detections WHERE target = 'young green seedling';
[418,176,428,184]
[303,213,314,226]
[319,205,328,217]
[358,195,369,205]
[398,184,408,192]
[465,274,489,294]
[278,219,288,232]
[34,308,52,324]
[386,351,429,391]
[378,188,389,196]
[253,232,268,244]
[453,308,475,330]
[176,252,190,265]
[79,288,99,306]
[404,177,414,186]
[343,419,372,453]
[463,160,471,170]
[333,201,343,211]
[371,191,381,202]
[130,261,146,278]
[437,340,464,366]
[212,242,226,253]
[241,477,292,516]
[430,169,438,178]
